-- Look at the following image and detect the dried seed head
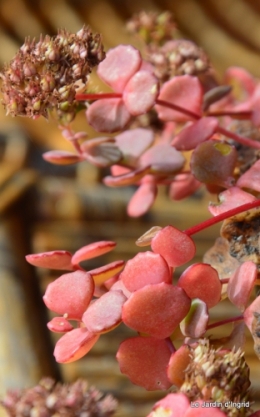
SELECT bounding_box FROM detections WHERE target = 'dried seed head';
[180,339,252,417]
[0,26,105,122]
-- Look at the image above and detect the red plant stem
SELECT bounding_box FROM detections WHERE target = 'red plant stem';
[75,93,260,149]
[184,199,260,236]
[206,315,244,331]
[207,110,252,119]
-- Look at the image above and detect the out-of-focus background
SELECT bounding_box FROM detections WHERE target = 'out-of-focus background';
[0,1,260,416]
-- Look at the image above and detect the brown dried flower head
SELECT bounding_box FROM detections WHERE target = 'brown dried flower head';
[0,26,105,122]
[1,377,117,417]
[180,340,252,417]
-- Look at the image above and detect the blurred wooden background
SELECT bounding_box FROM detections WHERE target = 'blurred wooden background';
[0,1,260,416]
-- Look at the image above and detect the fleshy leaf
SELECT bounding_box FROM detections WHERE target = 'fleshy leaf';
[224,66,256,98]
[103,166,151,187]
[236,159,260,192]
[115,128,154,166]
[147,393,190,417]
[54,328,99,363]
[127,181,157,217]
[208,187,256,216]
[178,263,221,309]
[167,345,191,387]
[123,70,159,115]
[110,280,132,298]
[26,250,73,270]
[151,225,196,267]
[71,241,116,266]
[43,271,94,319]
[180,299,209,338]
[171,117,218,151]
[47,316,74,333]
[82,290,127,333]
[97,45,141,92]
[156,75,203,122]
[89,260,125,286]
[120,251,172,292]
[190,140,237,187]
[169,173,201,201]
[86,98,131,133]
[139,144,185,173]
[227,261,257,311]
[43,151,82,165]
[135,226,162,247]
[80,137,122,167]
[122,283,191,338]
[116,336,172,390]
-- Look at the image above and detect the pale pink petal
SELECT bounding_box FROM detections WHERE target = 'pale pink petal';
[86,98,131,133]
[227,261,257,311]
[97,45,141,92]
[123,70,159,115]
[156,75,203,122]
[26,250,73,270]
[72,241,116,266]
[208,187,256,216]
[171,117,218,150]
[54,328,99,363]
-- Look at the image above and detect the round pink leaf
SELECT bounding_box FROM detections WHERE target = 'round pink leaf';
[151,225,196,267]
[185,404,226,417]
[224,66,256,97]
[167,346,191,388]
[236,159,260,192]
[123,70,159,115]
[89,260,125,286]
[43,151,82,165]
[122,283,191,338]
[169,173,201,201]
[147,393,190,417]
[178,263,221,309]
[116,336,172,390]
[156,75,203,122]
[26,250,73,270]
[86,98,131,133]
[244,295,260,332]
[120,251,172,292]
[127,181,157,217]
[71,241,116,266]
[54,328,99,363]
[47,316,74,333]
[139,144,185,173]
[171,117,218,151]
[227,261,257,311]
[103,165,151,187]
[97,45,141,92]
[82,290,127,333]
[115,128,154,166]
[81,138,122,167]
[43,271,94,319]
[110,280,132,298]
[180,298,209,338]
[208,187,256,216]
